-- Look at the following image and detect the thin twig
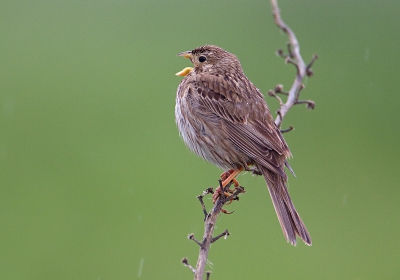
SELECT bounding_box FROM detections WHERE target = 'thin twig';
[270,0,317,128]
[280,126,294,133]
[212,229,230,243]
[197,188,214,221]
[188,233,202,247]
[182,258,196,274]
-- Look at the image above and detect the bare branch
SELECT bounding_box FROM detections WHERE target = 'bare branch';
[182,258,196,274]
[280,126,294,133]
[274,84,288,95]
[188,233,202,247]
[196,187,214,221]
[295,99,315,109]
[268,90,284,106]
[270,0,317,128]
[212,229,230,243]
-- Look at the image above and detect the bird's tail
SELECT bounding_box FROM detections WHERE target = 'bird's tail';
[261,166,312,246]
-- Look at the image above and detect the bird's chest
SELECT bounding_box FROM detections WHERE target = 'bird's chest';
[176,88,207,146]
[175,85,224,164]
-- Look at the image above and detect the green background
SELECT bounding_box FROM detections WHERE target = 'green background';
[1,0,399,279]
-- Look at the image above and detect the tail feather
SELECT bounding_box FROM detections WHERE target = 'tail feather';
[261,166,312,246]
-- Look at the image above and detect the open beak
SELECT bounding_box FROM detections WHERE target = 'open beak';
[175,67,194,77]
[176,51,193,76]
[177,51,192,59]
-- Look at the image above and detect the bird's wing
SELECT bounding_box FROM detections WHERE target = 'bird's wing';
[191,73,291,176]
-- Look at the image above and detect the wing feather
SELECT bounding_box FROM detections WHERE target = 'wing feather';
[191,73,291,175]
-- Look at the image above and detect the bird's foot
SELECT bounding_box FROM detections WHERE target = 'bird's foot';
[212,168,244,211]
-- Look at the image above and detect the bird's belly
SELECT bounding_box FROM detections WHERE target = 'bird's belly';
[175,98,247,170]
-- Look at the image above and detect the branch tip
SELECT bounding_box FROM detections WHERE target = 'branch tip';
[196,195,208,221]
[181,258,196,274]
[268,90,284,106]
[188,233,202,246]
[284,56,296,66]
[295,100,315,109]
[307,101,315,109]
[276,49,284,57]
[280,126,294,133]
[212,229,230,243]
[274,84,284,93]
[306,54,318,77]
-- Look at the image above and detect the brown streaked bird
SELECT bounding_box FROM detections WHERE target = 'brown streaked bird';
[175,45,311,246]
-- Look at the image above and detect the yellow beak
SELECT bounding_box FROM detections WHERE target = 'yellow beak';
[177,51,192,59]
[176,51,193,76]
[175,67,194,77]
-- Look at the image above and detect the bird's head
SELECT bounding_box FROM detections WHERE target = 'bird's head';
[176,45,242,77]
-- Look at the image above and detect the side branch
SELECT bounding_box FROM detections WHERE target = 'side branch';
[270,0,317,128]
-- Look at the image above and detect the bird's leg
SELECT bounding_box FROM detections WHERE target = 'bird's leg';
[221,171,240,192]
[223,178,241,206]
[212,170,234,203]
[212,167,243,204]
[220,169,235,181]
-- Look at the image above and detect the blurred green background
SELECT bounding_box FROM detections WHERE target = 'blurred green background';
[1,0,399,279]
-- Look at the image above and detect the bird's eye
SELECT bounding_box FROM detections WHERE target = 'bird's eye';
[199,56,206,63]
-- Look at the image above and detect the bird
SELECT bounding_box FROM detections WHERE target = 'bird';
[175,45,311,246]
